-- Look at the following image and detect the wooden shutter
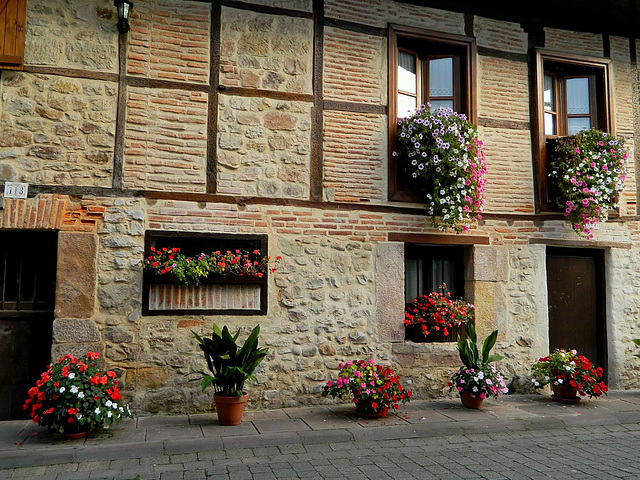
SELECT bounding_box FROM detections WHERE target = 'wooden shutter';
[0,0,26,70]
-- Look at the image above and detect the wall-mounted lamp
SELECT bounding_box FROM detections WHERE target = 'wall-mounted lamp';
[114,0,134,34]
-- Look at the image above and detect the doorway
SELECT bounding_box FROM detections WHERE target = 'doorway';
[0,230,57,419]
[546,247,607,380]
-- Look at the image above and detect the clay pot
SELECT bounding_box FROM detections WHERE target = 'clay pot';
[552,383,580,404]
[354,398,388,418]
[459,391,484,409]
[214,393,249,426]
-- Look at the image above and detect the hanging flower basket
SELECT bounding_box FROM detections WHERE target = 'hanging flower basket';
[394,104,487,233]
[549,128,627,239]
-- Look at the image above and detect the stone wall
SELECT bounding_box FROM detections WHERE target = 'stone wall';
[2,0,640,416]
[0,72,116,186]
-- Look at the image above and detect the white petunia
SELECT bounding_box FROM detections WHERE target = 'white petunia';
[68,373,76,379]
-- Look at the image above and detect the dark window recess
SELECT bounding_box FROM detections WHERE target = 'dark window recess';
[535,52,611,210]
[389,25,475,202]
[142,231,269,316]
[0,231,57,316]
[404,245,465,303]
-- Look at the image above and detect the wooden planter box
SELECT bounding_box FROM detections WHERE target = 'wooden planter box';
[142,274,267,316]
[405,323,467,343]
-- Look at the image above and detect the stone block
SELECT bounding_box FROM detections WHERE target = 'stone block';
[55,232,97,319]
[374,242,404,342]
[470,281,507,340]
[469,245,509,282]
[53,318,100,343]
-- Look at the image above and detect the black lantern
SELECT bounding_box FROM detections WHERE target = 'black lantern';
[114,0,133,34]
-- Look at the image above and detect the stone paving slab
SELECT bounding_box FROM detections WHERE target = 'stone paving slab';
[0,391,639,478]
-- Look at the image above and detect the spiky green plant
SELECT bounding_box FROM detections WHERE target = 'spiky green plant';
[192,324,268,397]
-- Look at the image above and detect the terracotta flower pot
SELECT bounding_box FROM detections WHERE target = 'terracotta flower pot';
[459,391,483,409]
[552,383,580,404]
[354,398,388,418]
[214,393,249,426]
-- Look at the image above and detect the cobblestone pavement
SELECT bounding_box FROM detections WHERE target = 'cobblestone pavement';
[1,392,640,479]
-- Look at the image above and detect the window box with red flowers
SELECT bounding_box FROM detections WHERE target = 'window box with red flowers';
[404,284,475,343]
[142,232,279,316]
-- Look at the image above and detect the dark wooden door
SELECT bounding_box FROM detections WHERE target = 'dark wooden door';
[0,231,57,419]
[546,248,606,380]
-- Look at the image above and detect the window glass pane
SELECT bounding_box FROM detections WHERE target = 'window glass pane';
[567,117,591,135]
[544,112,556,135]
[405,258,423,303]
[429,99,454,111]
[429,57,453,97]
[566,77,590,115]
[543,74,554,111]
[398,93,417,118]
[398,51,417,94]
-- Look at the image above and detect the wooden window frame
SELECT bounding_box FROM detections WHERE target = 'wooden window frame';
[142,231,269,316]
[0,0,26,70]
[533,50,613,211]
[388,24,476,202]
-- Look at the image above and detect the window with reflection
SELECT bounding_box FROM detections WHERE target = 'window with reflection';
[389,26,474,201]
[536,53,611,210]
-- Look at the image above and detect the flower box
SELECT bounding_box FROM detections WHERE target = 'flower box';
[405,323,467,343]
[142,274,267,316]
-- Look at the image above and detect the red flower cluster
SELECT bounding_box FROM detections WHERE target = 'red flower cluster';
[143,246,280,286]
[322,359,412,415]
[23,352,131,434]
[532,349,608,398]
[404,285,475,338]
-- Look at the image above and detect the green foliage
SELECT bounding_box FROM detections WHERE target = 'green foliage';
[192,324,268,397]
[456,322,504,370]
[633,339,640,358]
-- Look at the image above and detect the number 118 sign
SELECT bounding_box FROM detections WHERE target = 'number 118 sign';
[3,182,29,199]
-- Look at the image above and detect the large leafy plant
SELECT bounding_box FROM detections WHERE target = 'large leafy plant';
[450,323,508,399]
[550,128,627,239]
[192,324,268,397]
[394,104,487,233]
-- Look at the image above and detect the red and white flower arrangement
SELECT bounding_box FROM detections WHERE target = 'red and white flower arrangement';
[531,349,608,398]
[24,352,131,434]
[322,359,412,416]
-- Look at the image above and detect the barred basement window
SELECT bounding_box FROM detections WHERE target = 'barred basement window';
[142,231,269,316]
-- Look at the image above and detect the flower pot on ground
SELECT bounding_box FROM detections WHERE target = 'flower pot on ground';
[531,349,607,402]
[394,104,487,233]
[549,128,627,239]
[192,323,268,426]
[404,284,475,342]
[449,322,509,409]
[23,352,132,436]
[322,359,412,418]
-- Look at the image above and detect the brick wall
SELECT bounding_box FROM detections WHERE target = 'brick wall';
[474,17,527,53]
[323,27,386,104]
[123,86,208,192]
[545,28,604,57]
[477,56,530,124]
[323,110,386,203]
[128,0,211,84]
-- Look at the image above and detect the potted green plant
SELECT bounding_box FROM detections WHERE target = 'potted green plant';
[23,352,132,438]
[633,339,640,357]
[394,104,487,233]
[192,323,268,425]
[322,359,412,417]
[404,283,475,342]
[449,323,508,409]
[549,128,627,239]
[531,349,607,403]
